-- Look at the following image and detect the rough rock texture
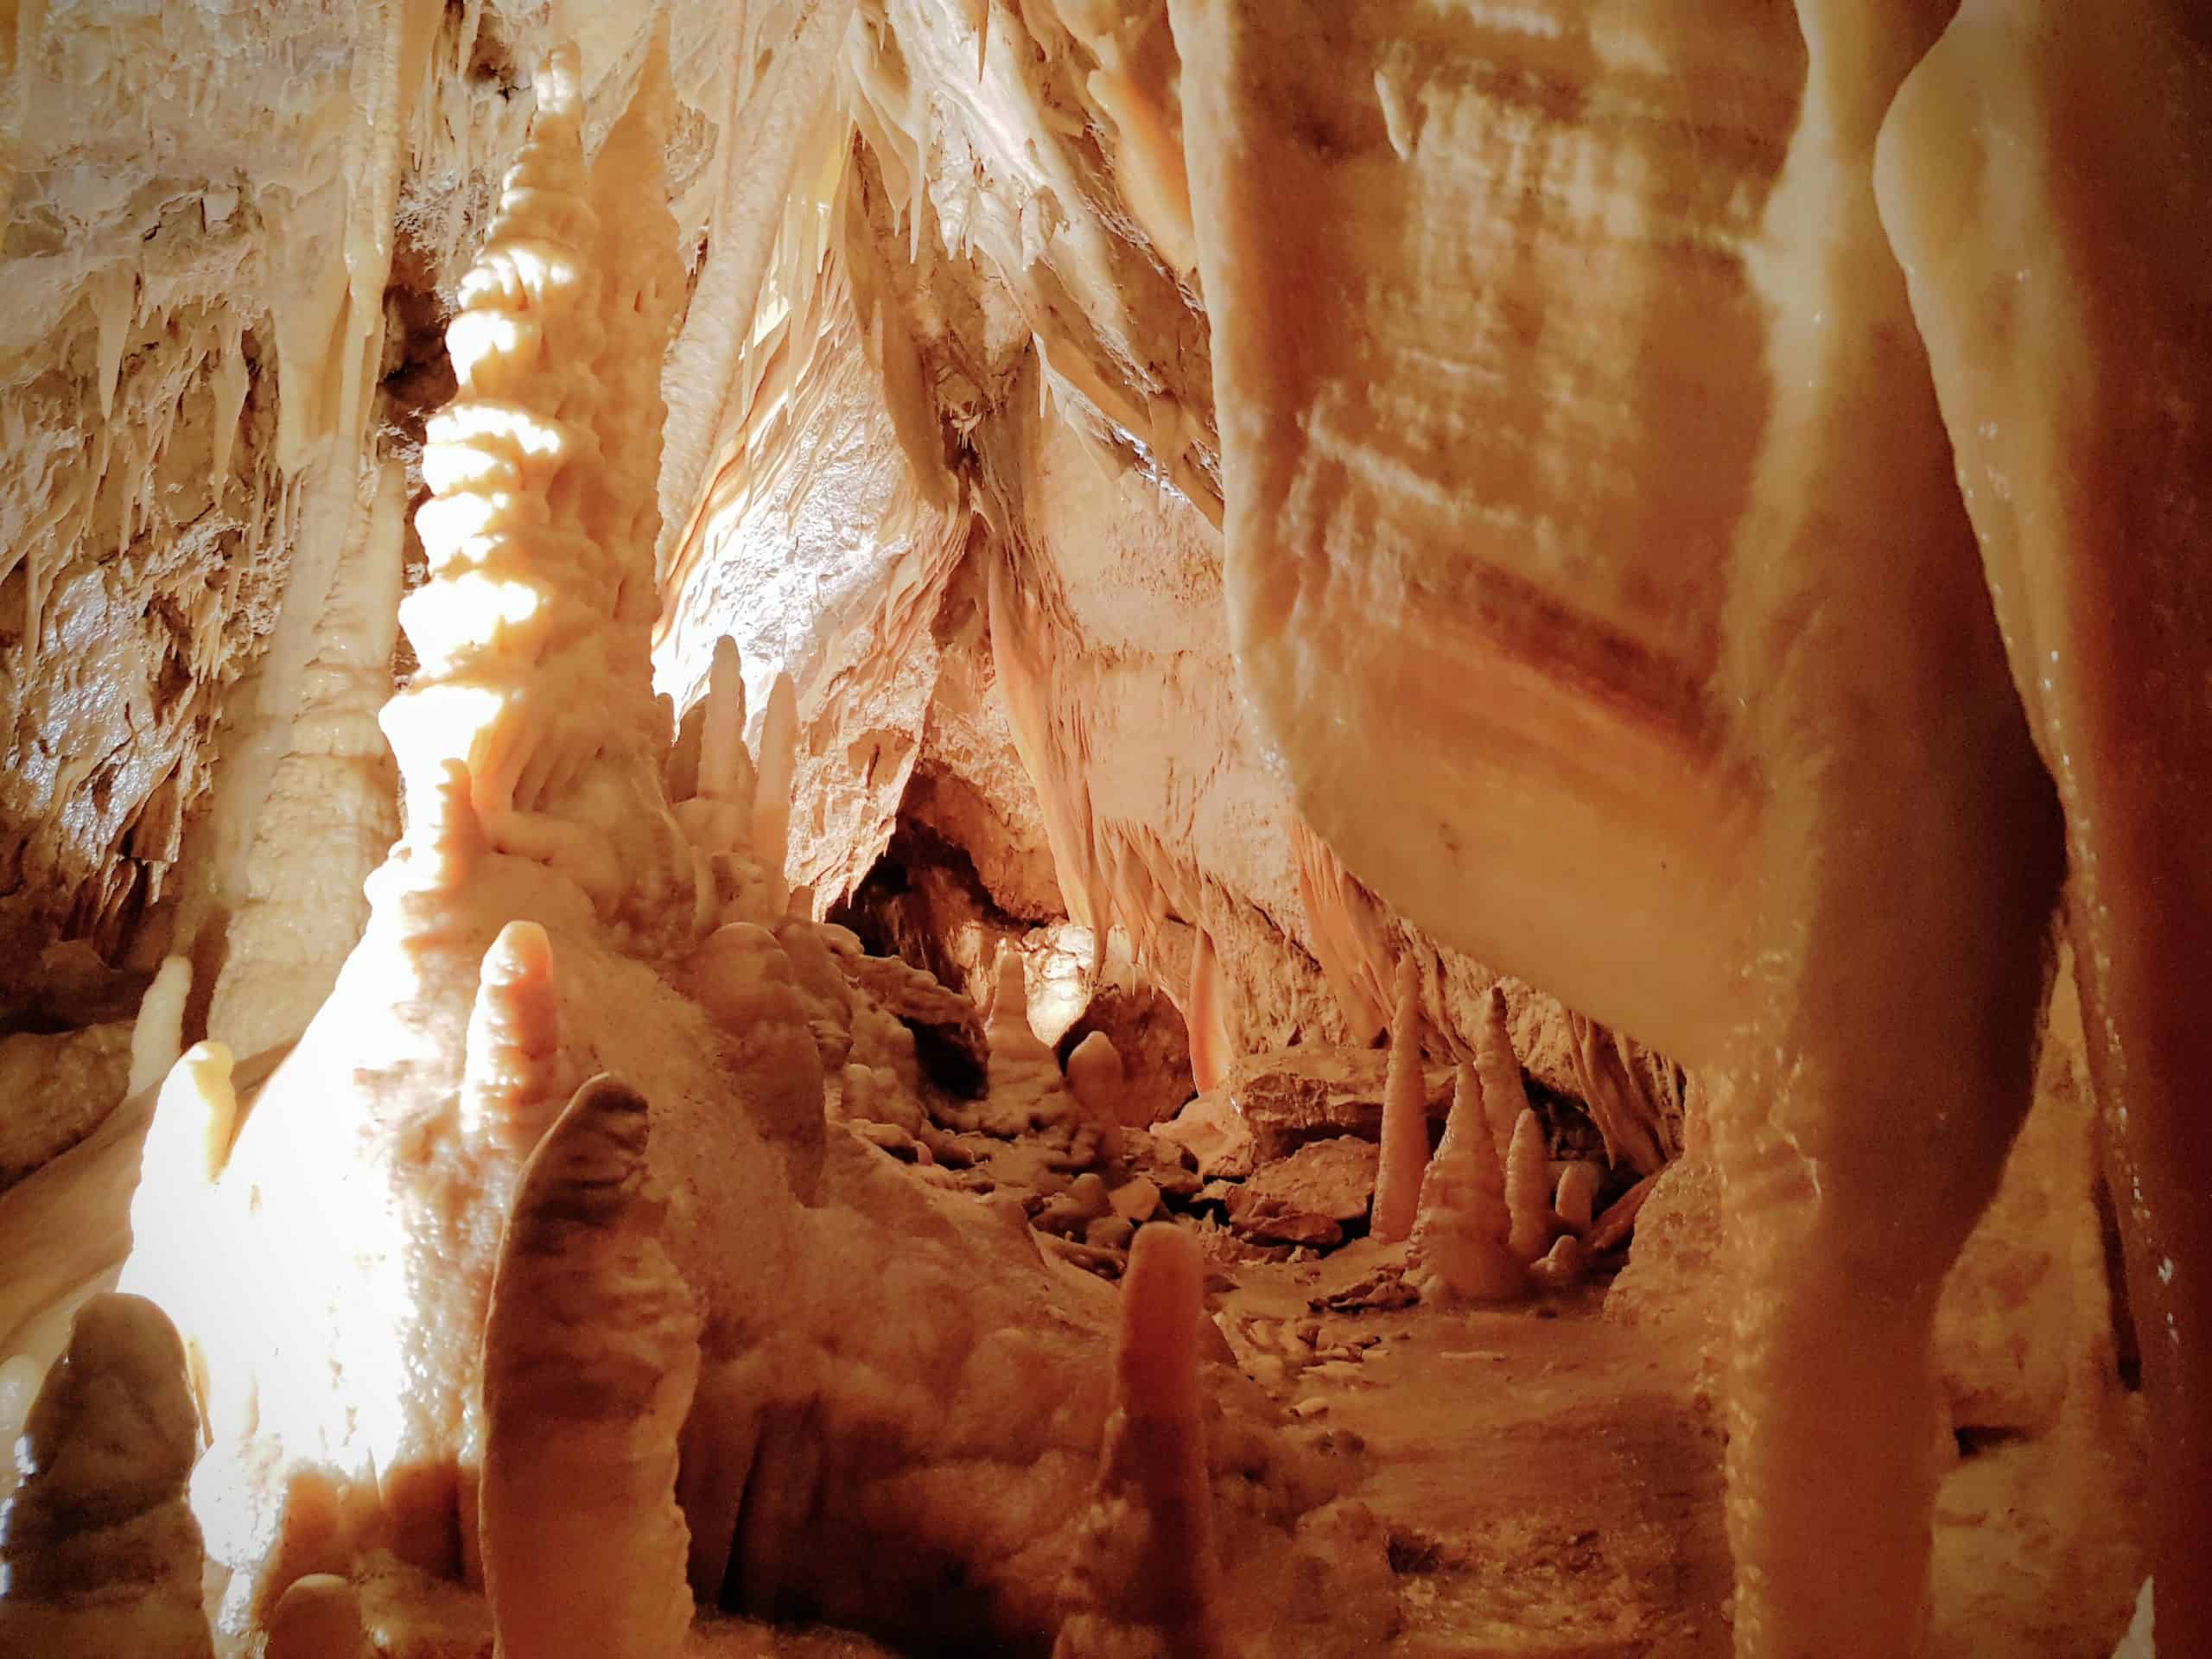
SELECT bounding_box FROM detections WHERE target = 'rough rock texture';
[0,1024,130,1192]
[1230,1048,1453,1163]
[1224,1139,1378,1250]
[0,1294,213,1659]
[1607,1010,2117,1434]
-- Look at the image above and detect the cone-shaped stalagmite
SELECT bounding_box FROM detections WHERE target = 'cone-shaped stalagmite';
[1472,987,1529,1167]
[0,1295,213,1659]
[1054,1223,1222,1659]
[1411,1065,1523,1302]
[480,1075,701,1659]
[1371,956,1429,1243]
[1505,1109,1554,1265]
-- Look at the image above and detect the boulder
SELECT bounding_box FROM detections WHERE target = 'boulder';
[1226,1139,1381,1249]
[1154,1092,1257,1181]
[1230,1047,1455,1160]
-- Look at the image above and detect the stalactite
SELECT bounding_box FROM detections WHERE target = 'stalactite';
[1372,956,1429,1244]
[1186,924,1231,1095]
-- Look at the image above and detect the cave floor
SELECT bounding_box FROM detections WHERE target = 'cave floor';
[1216,1240,2147,1659]
[381,1235,2146,1659]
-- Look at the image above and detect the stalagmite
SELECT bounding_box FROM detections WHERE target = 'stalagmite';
[456,922,566,1160]
[1409,1064,1523,1303]
[0,1295,213,1659]
[1054,1223,1222,1659]
[480,1075,701,1659]
[264,1574,366,1659]
[1504,1109,1554,1266]
[1471,988,1529,1169]
[752,670,799,912]
[696,634,760,834]
[1370,957,1429,1243]
[681,922,827,1197]
[1066,1029,1128,1171]
[1554,1162,1601,1235]
[116,1043,238,1413]
[987,950,1064,1103]
[126,957,191,1099]
[1529,1234,1586,1293]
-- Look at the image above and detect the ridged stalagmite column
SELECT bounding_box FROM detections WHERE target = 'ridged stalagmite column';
[381,41,688,925]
